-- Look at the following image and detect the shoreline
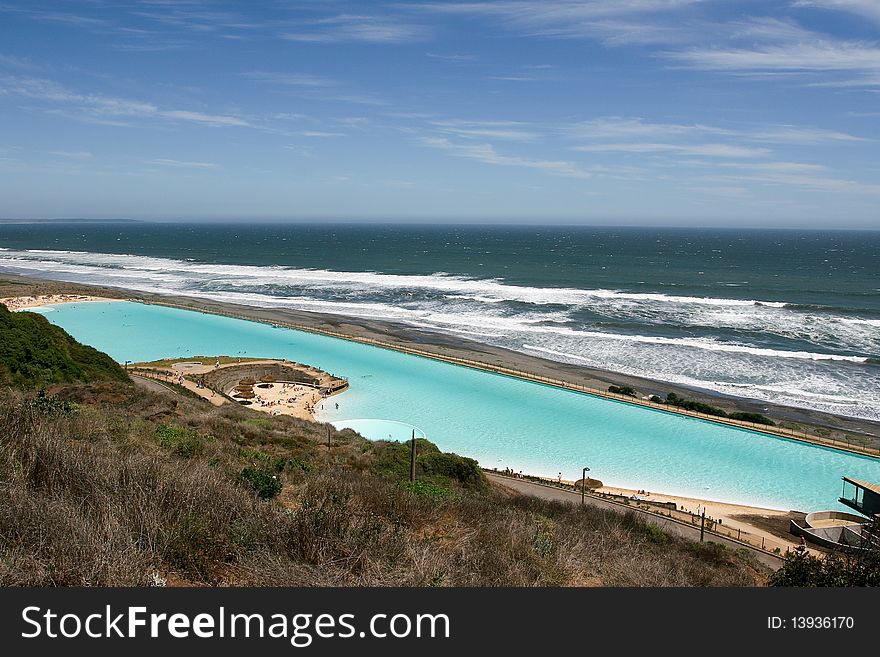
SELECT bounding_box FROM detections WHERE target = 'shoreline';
[0,278,866,543]
[2,272,879,451]
[0,293,121,311]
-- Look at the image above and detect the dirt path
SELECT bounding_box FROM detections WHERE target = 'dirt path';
[488,473,787,571]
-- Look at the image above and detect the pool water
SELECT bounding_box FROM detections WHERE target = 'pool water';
[331,418,426,442]
[37,301,880,512]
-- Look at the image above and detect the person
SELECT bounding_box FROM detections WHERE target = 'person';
[335,402,339,410]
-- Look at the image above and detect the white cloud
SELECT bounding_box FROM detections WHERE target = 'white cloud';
[145,158,218,168]
[49,150,94,160]
[242,72,337,88]
[668,40,880,73]
[793,0,880,25]
[299,131,345,138]
[415,1,701,44]
[0,75,252,128]
[575,142,770,157]
[420,136,592,179]
[567,116,727,140]
[430,120,540,141]
[283,14,427,44]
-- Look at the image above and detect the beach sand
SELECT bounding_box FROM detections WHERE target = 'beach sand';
[0,293,121,311]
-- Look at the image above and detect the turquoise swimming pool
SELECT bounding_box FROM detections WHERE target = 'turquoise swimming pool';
[37,301,880,511]
[331,419,426,442]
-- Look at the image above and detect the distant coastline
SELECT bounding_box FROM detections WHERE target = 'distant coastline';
[0,218,142,224]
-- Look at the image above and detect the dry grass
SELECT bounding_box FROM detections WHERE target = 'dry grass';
[0,385,768,587]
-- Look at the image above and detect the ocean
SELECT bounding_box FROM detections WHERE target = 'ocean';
[1,222,878,421]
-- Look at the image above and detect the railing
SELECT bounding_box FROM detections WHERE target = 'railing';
[132,297,880,458]
[488,470,795,559]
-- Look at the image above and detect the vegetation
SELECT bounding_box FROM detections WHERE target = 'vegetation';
[608,385,637,397]
[0,304,768,587]
[0,381,768,586]
[771,530,880,586]
[0,305,129,388]
[663,392,774,426]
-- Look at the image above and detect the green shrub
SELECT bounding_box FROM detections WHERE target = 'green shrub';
[155,424,203,458]
[728,412,775,426]
[608,385,637,397]
[0,305,128,387]
[237,467,282,499]
[663,393,773,425]
[401,480,455,500]
[24,390,80,417]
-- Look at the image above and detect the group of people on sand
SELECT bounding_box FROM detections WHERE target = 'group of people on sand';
[1,294,92,310]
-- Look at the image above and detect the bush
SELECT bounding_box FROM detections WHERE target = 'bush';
[728,412,775,426]
[237,467,282,500]
[155,424,203,458]
[662,393,773,425]
[608,385,637,397]
[24,390,80,417]
[401,480,456,500]
[0,305,128,387]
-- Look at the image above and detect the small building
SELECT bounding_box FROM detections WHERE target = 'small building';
[839,477,880,519]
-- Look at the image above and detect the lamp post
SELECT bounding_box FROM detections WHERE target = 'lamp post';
[410,429,417,483]
[581,466,590,505]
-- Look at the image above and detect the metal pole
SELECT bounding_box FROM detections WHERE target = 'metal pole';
[581,466,590,505]
[410,429,417,483]
[700,509,706,543]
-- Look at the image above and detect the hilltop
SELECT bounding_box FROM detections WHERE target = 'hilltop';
[0,304,129,388]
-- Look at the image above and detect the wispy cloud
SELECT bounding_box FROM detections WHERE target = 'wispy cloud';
[575,142,770,158]
[145,158,218,168]
[566,116,866,146]
[420,136,592,179]
[414,1,702,45]
[282,14,427,44]
[664,16,880,89]
[0,75,252,128]
[430,120,540,141]
[426,52,475,62]
[793,0,880,25]
[567,117,727,140]
[242,71,337,88]
[298,130,345,138]
[49,150,94,160]
[687,159,880,194]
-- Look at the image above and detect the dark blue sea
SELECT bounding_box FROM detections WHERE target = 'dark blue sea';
[1,222,878,420]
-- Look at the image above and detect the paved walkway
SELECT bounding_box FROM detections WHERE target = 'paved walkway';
[488,473,785,571]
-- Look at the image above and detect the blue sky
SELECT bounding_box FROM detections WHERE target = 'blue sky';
[1,0,879,227]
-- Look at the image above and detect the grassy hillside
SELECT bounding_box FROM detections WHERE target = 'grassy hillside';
[0,305,129,387]
[0,380,767,587]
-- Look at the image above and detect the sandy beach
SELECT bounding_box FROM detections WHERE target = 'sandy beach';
[0,293,121,311]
